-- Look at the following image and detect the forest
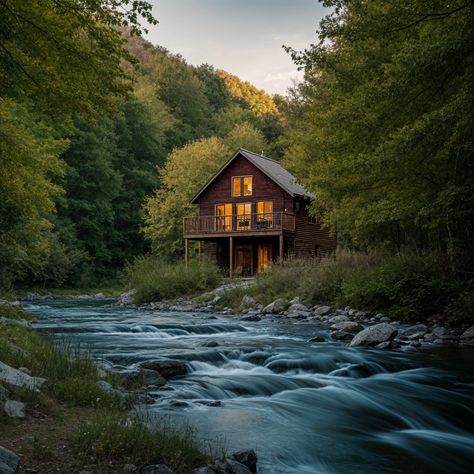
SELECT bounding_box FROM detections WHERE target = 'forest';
[0,0,472,317]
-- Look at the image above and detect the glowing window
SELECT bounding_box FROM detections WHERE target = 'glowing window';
[232,176,253,197]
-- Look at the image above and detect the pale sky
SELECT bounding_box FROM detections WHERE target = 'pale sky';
[144,0,328,95]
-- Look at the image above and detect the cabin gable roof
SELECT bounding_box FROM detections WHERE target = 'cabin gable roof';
[191,148,313,203]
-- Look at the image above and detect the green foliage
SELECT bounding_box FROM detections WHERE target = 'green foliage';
[143,137,231,256]
[125,256,223,304]
[0,98,66,288]
[445,284,474,326]
[340,255,452,321]
[217,70,280,117]
[72,414,207,472]
[0,0,156,119]
[283,0,474,266]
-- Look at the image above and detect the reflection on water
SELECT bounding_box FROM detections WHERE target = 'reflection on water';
[26,299,474,474]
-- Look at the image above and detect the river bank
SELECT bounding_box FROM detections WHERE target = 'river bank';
[0,301,256,474]
[14,297,474,473]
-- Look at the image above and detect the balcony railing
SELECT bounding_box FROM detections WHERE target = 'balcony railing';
[184,212,295,236]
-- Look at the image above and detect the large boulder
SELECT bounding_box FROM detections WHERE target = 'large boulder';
[330,321,363,333]
[4,400,25,418]
[0,445,19,474]
[350,323,398,347]
[262,298,288,314]
[288,302,310,313]
[314,305,332,316]
[461,326,474,345]
[400,324,428,338]
[328,314,349,323]
[121,368,167,387]
[138,360,187,378]
[0,362,46,391]
[240,295,256,308]
[0,318,30,328]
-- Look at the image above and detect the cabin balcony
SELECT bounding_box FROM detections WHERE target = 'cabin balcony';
[183,212,295,239]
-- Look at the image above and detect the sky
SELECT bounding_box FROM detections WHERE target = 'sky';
[144,0,328,95]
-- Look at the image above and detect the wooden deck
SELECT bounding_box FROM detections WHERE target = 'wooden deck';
[183,212,295,239]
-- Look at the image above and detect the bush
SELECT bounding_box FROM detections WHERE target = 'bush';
[72,413,207,472]
[125,256,223,304]
[445,284,474,327]
[340,255,452,321]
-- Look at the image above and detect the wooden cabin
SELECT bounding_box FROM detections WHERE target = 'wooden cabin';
[183,148,336,277]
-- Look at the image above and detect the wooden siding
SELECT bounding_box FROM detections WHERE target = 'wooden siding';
[196,154,294,216]
[293,202,337,257]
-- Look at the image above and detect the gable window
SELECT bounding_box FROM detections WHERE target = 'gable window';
[232,176,252,197]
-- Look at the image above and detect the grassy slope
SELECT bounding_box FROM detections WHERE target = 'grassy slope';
[0,304,207,473]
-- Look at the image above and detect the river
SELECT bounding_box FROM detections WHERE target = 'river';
[24,299,474,474]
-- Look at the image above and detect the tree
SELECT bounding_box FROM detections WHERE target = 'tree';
[223,122,268,154]
[0,98,65,287]
[283,0,473,266]
[0,0,157,119]
[143,137,231,257]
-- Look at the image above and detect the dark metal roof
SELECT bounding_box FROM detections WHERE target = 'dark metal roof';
[191,148,313,203]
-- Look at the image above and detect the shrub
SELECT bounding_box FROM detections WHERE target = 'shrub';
[72,413,207,472]
[125,256,223,304]
[340,255,452,321]
[445,284,474,327]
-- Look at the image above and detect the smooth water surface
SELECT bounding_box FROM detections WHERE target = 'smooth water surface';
[25,299,474,473]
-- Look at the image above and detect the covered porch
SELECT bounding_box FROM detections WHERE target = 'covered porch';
[184,234,293,277]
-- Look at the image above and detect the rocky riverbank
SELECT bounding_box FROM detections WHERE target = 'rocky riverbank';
[0,300,259,474]
[116,287,474,353]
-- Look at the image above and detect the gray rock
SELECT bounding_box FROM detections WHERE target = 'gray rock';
[4,400,25,418]
[116,289,136,306]
[0,317,30,328]
[192,468,214,474]
[328,314,349,323]
[314,305,332,316]
[201,341,219,347]
[124,464,138,472]
[308,335,325,343]
[461,326,474,340]
[423,333,437,342]
[0,361,46,391]
[139,360,187,378]
[330,321,363,333]
[262,298,288,314]
[95,380,127,399]
[380,316,391,323]
[400,324,428,338]
[122,368,167,387]
[288,302,309,313]
[210,459,251,474]
[375,341,393,349]
[432,326,446,337]
[289,296,301,305]
[0,445,19,474]
[230,449,257,473]
[287,310,312,319]
[331,331,354,341]
[140,465,174,474]
[240,295,256,308]
[349,323,398,347]
[241,314,261,322]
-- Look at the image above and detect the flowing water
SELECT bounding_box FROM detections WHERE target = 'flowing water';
[25,299,474,474]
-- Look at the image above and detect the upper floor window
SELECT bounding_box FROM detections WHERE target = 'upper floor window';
[232,176,252,197]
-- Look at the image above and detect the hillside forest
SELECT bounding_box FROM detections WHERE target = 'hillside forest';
[0,0,473,313]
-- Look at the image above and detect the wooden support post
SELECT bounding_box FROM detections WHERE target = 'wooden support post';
[279,234,284,264]
[184,238,189,269]
[198,241,202,260]
[229,236,234,278]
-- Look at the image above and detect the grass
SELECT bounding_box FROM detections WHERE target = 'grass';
[0,301,209,472]
[125,256,223,304]
[72,413,208,472]
[213,249,464,323]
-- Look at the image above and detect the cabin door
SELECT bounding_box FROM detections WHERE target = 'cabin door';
[215,203,232,231]
[236,203,252,231]
[257,243,271,272]
[234,245,253,276]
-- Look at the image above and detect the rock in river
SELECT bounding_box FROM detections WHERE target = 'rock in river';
[0,445,19,474]
[139,360,187,378]
[262,298,288,314]
[330,321,363,333]
[349,323,398,347]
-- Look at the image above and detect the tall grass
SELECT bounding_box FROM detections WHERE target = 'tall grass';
[216,250,456,322]
[125,256,223,304]
[72,413,207,473]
